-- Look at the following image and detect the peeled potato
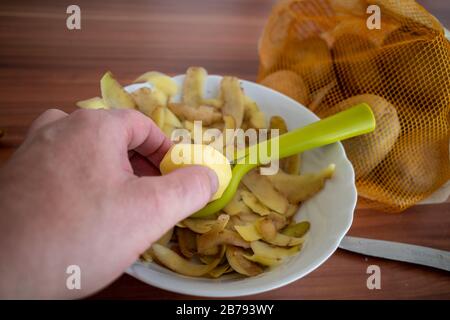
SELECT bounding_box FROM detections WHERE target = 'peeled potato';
[160,144,231,201]
[260,70,310,106]
[100,71,136,109]
[322,94,400,178]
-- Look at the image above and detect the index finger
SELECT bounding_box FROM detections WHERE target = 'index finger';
[109,109,172,167]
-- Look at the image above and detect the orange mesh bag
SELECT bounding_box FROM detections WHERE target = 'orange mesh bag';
[258,0,450,212]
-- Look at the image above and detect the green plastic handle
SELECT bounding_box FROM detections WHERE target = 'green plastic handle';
[191,103,376,218]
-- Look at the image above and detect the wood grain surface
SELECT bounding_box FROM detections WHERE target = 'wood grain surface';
[0,0,449,299]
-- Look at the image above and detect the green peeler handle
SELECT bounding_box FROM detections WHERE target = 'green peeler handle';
[191,103,376,218]
[263,102,375,162]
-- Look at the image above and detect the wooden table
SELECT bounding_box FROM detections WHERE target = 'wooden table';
[1,0,449,299]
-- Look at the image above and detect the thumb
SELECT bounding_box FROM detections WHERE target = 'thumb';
[124,165,219,240]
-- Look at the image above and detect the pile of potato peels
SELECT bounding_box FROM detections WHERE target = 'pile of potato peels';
[76,67,335,278]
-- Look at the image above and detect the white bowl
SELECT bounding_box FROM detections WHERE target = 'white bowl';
[124,75,357,297]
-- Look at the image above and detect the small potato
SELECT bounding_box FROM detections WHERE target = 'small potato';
[359,134,448,206]
[381,26,448,107]
[285,36,334,92]
[159,144,232,201]
[260,70,310,106]
[332,34,382,95]
[322,94,400,178]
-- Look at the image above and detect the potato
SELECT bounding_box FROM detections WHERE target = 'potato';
[221,76,245,128]
[381,26,448,107]
[332,34,382,95]
[152,243,223,277]
[183,67,207,108]
[242,170,289,214]
[260,70,310,106]
[133,71,178,96]
[159,144,232,201]
[359,134,447,203]
[100,71,136,109]
[76,97,107,109]
[285,36,334,92]
[322,17,398,48]
[226,246,263,276]
[322,94,400,178]
[258,1,293,71]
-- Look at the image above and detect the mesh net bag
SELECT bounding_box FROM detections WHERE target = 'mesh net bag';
[257,0,450,212]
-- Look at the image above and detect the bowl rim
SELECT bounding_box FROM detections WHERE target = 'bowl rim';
[124,74,357,297]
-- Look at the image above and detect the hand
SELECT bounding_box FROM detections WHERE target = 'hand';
[0,108,218,299]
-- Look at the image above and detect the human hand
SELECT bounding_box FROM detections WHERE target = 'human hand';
[0,108,218,299]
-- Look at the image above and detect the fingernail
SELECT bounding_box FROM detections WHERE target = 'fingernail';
[205,168,219,196]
